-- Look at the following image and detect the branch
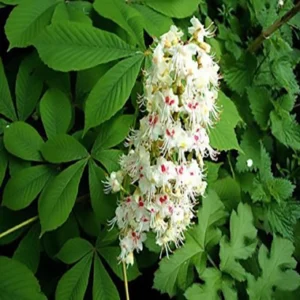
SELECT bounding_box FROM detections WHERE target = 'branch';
[248,1,300,53]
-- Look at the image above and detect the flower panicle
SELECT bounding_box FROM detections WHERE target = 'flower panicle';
[103,17,221,265]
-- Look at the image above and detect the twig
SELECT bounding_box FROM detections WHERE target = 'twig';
[0,215,38,240]
[248,1,300,53]
[122,261,130,300]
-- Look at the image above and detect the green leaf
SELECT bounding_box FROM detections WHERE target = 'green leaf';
[131,4,173,37]
[0,137,8,187]
[94,149,123,173]
[84,54,144,133]
[92,115,134,152]
[220,203,257,281]
[0,58,17,121]
[55,253,92,300]
[41,134,88,163]
[56,237,93,264]
[258,143,273,182]
[3,165,55,210]
[205,161,222,184]
[267,202,300,241]
[39,159,87,234]
[271,59,299,95]
[4,121,44,161]
[98,246,141,281]
[247,87,273,130]
[5,0,60,49]
[0,256,46,300]
[16,52,43,120]
[93,255,120,300]
[144,0,200,18]
[8,155,31,176]
[13,224,41,274]
[267,178,295,203]
[223,53,257,95]
[42,213,80,258]
[270,110,300,150]
[88,160,116,224]
[236,128,261,173]
[34,21,136,72]
[94,0,145,48]
[40,88,73,139]
[52,2,92,25]
[154,190,227,296]
[209,92,242,151]
[247,237,300,300]
[212,176,241,211]
[185,268,237,300]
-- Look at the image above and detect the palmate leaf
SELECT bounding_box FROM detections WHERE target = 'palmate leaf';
[131,4,173,37]
[4,121,44,162]
[56,237,93,264]
[52,2,92,25]
[93,149,123,173]
[185,268,237,300]
[209,92,242,151]
[13,224,41,274]
[154,190,227,296]
[247,237,300,300]
[0,137,8,187]
[92,115,134,153]
[94,0,145,49]
[88,159,116,224]
[3,165,56,210]
[38,159,87,234]
[0,58,17,121]
[40,88,73,139]
[55,253,93,300]
[34,22,137,72]
[143,0,200,18]
[0,256,46,300]
[93,255,120,300]
[220,203,257,281]
[15,52,43,120]
[41,134,88,163]
[84,54,144,133]
[5,0,61,49]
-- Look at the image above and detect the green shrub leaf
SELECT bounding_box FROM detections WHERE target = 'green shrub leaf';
[39,159,87,234]
[88,160,116,224]
[84,54,143,133]
[34,21,136,71]
[40,88,73,139]
[93,149,123,173]
[4,121,44,161]
[92,115,134,153]
[93,255,120,300]
[41,134,88,163]
[0,256,46,299]
[5,0,61,49]
[55,253,92,300]
[0,58,17,121]
[144,0,200,18]
[16,52,43,120]
[220,203,257,281]
[56,237,93,264]
[247,237,300,299]
[3,165,55,210]
[0,137,8,187]
[209,92,242,151]
[13,224,41,274]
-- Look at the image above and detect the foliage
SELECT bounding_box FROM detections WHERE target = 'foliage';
[0,0,299,299]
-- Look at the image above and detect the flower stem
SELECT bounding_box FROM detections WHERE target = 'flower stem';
[122,261,130,300]
[0,215,38,240]
[248,1,300,53]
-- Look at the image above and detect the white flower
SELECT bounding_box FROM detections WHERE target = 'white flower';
[247,159,253,167]
[103,171,124,193]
